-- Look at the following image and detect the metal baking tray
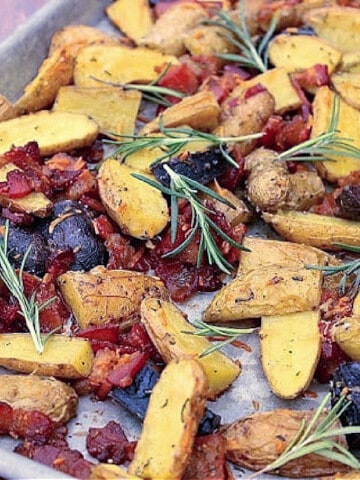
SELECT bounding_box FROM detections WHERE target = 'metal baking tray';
[0,2,326,479]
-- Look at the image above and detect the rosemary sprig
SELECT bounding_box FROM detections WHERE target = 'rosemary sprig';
[0,222,55,354]
[249,392,360,478]
[203,1,278,72]
[132,166,249,274]
[279,94,360,163]
[183,320,256,357]
[105,123,262,167]
[307,242,360,297]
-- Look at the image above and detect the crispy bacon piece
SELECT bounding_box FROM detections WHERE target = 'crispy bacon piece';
[86,420,136,464]
[0,170,33,198]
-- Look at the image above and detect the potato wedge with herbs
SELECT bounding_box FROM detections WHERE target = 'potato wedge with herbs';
[333,316,360,361]
[312,87,360,181]
[204,238,324,323]
[128,358,208,480]
[0,374,78,424]
[0,334,93,379]
[222,409,348,477]
[140,90,220,135]
[268,34,342,74]
[0,110,99,156]
[53,86,141,138]
[98,160,169,239]
[0,163,53,217]
[106,0,153,45]
[141,298,241,399]
[74,45,179,87]
[58,266,169,329]
[263,210,360,250]
[304,6,360,53]
[260,310,321,399]
[331,72,360,110]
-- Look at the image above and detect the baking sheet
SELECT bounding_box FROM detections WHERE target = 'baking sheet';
[0,2,327,479]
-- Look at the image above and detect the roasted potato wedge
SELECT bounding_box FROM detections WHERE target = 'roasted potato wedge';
[331,72,360,110]
[268,34,342,74]
[0,95,17,121]
[98,160,169,239]
[90,464,142,480]
[53,86,141,138]
[0,374,78,424]
[139,2,206,56]
[74,45,179,87]
[106,0,153,45]
[0,110,99,156]
[263,210,360,250]
[333,316,360,361]
[0,334,93,379]
[304,6,360,53]
[260,310,321,399]
[204,237,325,323]
[0,163,53,217]
[222,409,349,477]
[128,358,209,480]
[311,87,360,181]
[141,90,221,135]
[58,266,169,329]
[141,298,241,399]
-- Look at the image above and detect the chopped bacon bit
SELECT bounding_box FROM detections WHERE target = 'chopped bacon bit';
[107,351,149,388]
[1,207,33,226]
[183,433,227,480]
[35,276,70,333]
[45,153,86,172]
[106,233,145,270]
[243,83,267,99]
[77,324,120,344]
[46,249,75,276]
[291,64,329,91]
[0,169,33,198]
[93,214,118,241]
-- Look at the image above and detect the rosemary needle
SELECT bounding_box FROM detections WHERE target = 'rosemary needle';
[0,222,55,354]
[132,166,249,274]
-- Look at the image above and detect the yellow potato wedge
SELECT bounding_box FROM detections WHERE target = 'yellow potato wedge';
[140,298,241,399]
[14,48,74,115]
[90,464,142,480]
[230,67,302,114]
[204,238,324,323]
[304,6,360,53]
[0,163,53,217]
[139,2,206,56]
[0,374,78,423]
[0,333,93,379]
[263,210,360,250]
[331,72,360,110]
[268,34,342,74]
[0,110,99,156]
[53,86,141,138]
[333,316,360,361]
[58,266,169,329]
[260,310,321,399]
[98,160,169,239]
[140,90,220,135]
[311,87,360,181]
[340,51,360,73]
[0,95,17,121]
[184,25,238,57]
[106,0,153,45]
[74,45,179,87]
[128,358,208,480]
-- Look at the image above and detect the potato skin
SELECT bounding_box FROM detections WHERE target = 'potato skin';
[333,316,360,361]
[222,409,350,477]
[98,160,169,240]
[0,375,78,424]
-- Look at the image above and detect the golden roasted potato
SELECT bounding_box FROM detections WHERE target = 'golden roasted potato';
[140,298,241,399]
[204,237,325,323]
[106,0,153,45]
[311,87,360,181]
[139,2,206,56]
[140,90,221,135]
[184,25,238,57]
[98,160,169,239]
[128,358,209,480]
[222,408,349,477]
[58,266,169,329]
[331,72,360,110]
[332,316,360,361]
[74,45,179,87]
[90,464,142,480]
[0,110,99,156]
[0,374,78,424]
[268,34,342,74]
[0,334,93,379]
[260,310,321,399]
[304,6,360,53]
[53,86,141,138]
[263,210,360,250]
[0,95,17,121]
